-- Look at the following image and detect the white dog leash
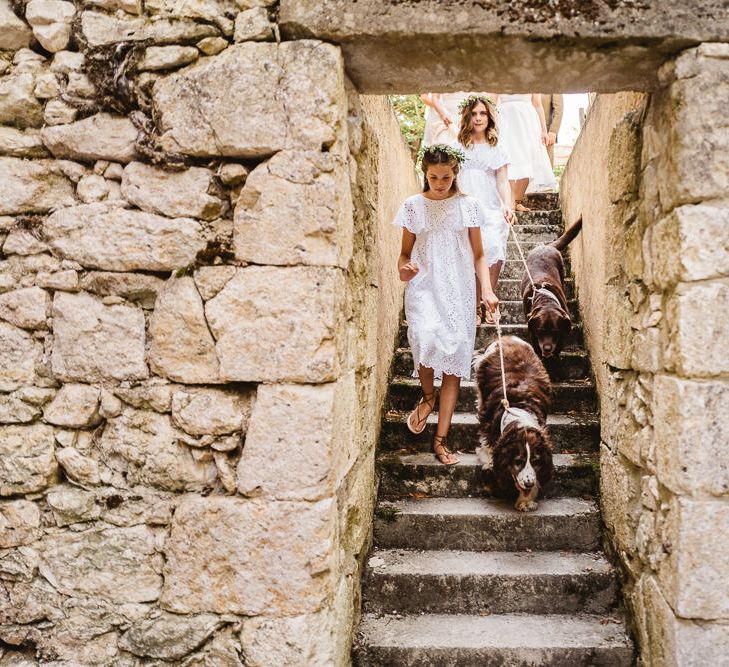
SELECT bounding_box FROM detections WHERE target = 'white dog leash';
[509,224,562,308]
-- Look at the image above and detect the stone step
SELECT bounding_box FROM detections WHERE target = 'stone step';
[522,191,560,210]
[374,497,601,552]
[362,549,617,615]
[377,452,598,499]
[398,321,584,350]
[380,412,599,455]
[354,612,634,666]
[496,278,575,301]
[387,377,597,414]
[500,258,570,280]
[504,223,564,241]
[392,348,592,382]
[514,209,561,226]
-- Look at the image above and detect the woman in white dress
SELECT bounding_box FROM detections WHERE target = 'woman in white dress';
[496,93,557,211]
[454,95,515,313]
[421,93,469,146]
[395,145,499,465]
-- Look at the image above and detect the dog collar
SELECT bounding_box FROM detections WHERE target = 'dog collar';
[529,285,561,307]
[501,407,540,433]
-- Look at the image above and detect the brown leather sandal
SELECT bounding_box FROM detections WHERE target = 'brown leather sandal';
[434,434,459,465]
[407,391,437,434]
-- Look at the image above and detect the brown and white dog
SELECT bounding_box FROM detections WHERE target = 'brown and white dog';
[474,336,554,511]
[521,218,583,358]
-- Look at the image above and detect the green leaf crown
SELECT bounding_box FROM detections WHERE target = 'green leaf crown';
[417,143,466,169]
[458,94,495,114]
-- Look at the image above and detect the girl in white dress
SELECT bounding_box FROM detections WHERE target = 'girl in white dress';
[496,93,557,211]
[395,145,499,465]
[454,95,515,314]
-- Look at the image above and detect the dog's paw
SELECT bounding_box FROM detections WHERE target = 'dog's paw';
[514,499,539,512]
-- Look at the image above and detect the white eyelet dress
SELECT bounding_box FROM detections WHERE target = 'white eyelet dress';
[456,142,511,266]
[394,193,485,381]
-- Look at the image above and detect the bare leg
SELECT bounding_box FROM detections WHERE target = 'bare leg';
[407,365,436,434]
[489,261,503,296]
[510,178,530,210]
[434,373,460,465]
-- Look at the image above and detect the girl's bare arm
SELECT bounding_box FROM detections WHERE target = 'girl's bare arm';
[468,227,499,311]
[398,229,419,281]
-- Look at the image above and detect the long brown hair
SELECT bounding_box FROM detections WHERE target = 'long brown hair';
[458,97,499,148]
[421,146,462,194]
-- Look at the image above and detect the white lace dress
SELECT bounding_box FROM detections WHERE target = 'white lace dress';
[394,193,484,380]
[456,141,511,266]
[498,94,557,192]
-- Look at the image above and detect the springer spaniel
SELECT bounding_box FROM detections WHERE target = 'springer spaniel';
[521,218,582,358]
[474,336,554,511]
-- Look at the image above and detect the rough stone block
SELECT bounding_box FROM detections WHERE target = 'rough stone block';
[0,127,48,158]
[658,497,729,620]
[44,203,205,272]
[121,162,225,220]
[0,500,41,548]
[171,387,254,436]
[0,157,75,215]
[46,484,100,525]
[205,266,345,382]
[41,113,138,162]
[666,279,729,377]
[99,409,218,491]
[652,205,729,287]
[148,276,220,384]
[152,41,345,158]
[599,443,642,556]
[0,0,32,50]
[0,321,42,392]
[0,72,43,128]
[55,446,102,486]
[43,383,101,428]
[233,7,273,42]
[657,54,729,210]
[237,373,356,501]
[79,271,164,309]
[654,374,729,496]
[0,286,49,329]
[161,496,336,615]
[38,524,163,602]
[81,10,218,47]
[239,611,336,667]
[51,291,148,382]
[0,423,57,496]
[144,0,238,22]
[138,45,199,71]
[26,0,75,52]
[234,151,353,268]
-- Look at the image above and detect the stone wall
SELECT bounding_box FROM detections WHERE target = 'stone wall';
[561,44,729,666]
[0,0,416,662]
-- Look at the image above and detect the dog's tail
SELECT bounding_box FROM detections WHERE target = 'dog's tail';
[550,217,583,252]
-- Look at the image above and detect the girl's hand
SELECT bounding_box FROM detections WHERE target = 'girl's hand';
[501,204,516,224]
[482,291,500,316]
[440,113,453,127]
[399,262,419,282]
[541,130,549,146]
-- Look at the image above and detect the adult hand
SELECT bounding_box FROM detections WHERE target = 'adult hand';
[502,204,516,225]
[399,262,419,282]
[541,131,549,146]
[547,131,557,146]
[440,113,453,128]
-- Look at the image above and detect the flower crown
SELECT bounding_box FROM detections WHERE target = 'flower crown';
[417,143,466,169]
[458,94,495,114]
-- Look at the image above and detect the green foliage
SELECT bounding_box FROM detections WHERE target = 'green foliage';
[389,95,425,156]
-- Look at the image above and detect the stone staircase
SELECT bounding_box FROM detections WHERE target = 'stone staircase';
[353,192,635,666]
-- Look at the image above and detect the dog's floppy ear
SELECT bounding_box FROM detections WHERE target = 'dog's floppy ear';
[557,311,572,335]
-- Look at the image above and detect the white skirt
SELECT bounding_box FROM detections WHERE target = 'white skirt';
[499,99,556,192]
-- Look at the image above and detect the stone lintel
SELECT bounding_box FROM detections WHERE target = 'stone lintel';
[279,0,729,93]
